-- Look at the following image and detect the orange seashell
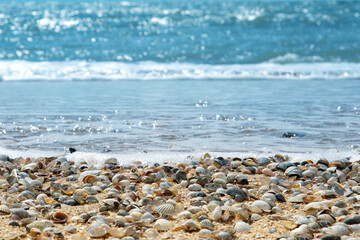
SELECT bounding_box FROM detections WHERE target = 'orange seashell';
[51,212,68,223]
[60,184,75,195]
[83,175,98,184]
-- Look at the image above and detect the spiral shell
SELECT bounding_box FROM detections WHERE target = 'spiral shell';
[154,204,175,216]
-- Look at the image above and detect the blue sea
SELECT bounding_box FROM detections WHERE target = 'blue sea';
[0,0,359,164]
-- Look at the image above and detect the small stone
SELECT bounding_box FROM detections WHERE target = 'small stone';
[343,215,360,225]
[217,231,232,240]
[269,229,277,233]
[250,214,262,221]
[345,197,357,204]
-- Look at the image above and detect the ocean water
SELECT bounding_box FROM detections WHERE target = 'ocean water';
[0,0,359,164]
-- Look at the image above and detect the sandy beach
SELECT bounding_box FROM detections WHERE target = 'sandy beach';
[0,153,360,240]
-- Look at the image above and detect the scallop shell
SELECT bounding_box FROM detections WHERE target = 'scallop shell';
[0,205,10,215]
[10,208,30,220]
[221,206,236,216]
[154,219,174,231]
[51,212,68,223]
[154,204,175,216]
[87,223,110,238]
[73,189,88,204]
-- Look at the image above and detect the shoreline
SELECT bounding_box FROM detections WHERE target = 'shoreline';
[0,153,360,240]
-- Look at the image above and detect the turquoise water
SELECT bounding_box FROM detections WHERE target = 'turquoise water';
[0,0,359,163]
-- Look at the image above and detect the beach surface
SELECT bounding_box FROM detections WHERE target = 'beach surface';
[1,153,360,240]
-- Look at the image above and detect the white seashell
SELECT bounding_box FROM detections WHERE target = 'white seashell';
[234,221,250,232]
[199,229,212,239]
[178,211,192,219]
[251,200,271,212]
[213,206,222,221]
[108,228,125,238]
[154,219,174,231]
[144,229,160,239]
[154,204,175,216]
[222,210,230,221]
[130,210,142,221]
[87,223,110,238]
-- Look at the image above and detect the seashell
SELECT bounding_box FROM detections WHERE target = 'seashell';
[129,210,142,221]
[87,223,110,238]
[212,206,222,221]
[200,219,214,230]
[304,202,328,216]
[108,228,125,238]
[251,200,271,213]
[192,211,207,220]
[235,207,250,221]
[51,212,68,223]
[154,204,175,216]
[234,221,250,232]
[60,184,75,195]
[262,168,274,177]
[144,229,160,239]
[73,189,88,204]
[83,175,98,184]
[10,208,30,220]
[154,219,174,231]
[341,215,360,225]
[20,216,37,226]
[69,233,90,240]
[102,199,120,210]
[182,219,200,232]
[199,229,212,239]
[0,205,10,215]
[178,211,192,219]
[26,220,53,232]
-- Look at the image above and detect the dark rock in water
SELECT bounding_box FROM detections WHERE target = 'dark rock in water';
[343,215,360,225]
[69,147,77,153]
[320,235,340,240]
[282,132,305,138]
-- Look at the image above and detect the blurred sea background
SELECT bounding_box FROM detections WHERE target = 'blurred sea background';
[0,0,359,164]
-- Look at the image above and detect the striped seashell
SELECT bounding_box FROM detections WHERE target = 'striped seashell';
[10,208,30,220]
[199,219,214,231]
[0,205,10,215]
[154,204,175,216]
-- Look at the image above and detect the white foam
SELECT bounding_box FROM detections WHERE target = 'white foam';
[1,147,359,169]
[0,61,360,81]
